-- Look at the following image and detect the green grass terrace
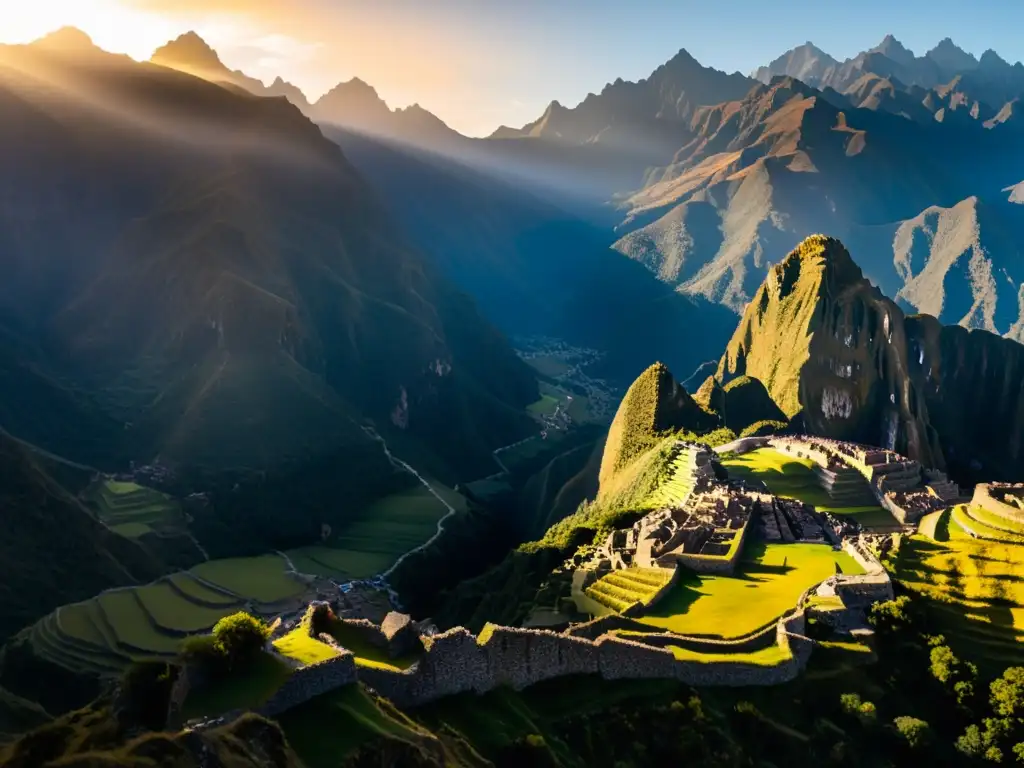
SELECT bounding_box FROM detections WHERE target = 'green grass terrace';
[639,541,864,638]
[897,507,1024,673]
[584,568,674,614]
[28,553,307,675]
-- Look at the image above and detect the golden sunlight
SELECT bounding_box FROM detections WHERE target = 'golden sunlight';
[2,0,183,60]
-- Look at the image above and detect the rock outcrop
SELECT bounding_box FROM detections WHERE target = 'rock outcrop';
[717,235,1024,481]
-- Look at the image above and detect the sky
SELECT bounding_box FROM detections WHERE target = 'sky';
[3,0,1024,137]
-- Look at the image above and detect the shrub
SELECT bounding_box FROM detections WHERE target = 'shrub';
[179,634,221,666]
[868,595,914,634]
[839,693,876,724]
[892,716,930,749]
[211,612,270,668]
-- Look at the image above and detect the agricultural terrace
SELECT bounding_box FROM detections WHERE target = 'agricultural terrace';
[639,542,864,638]
[28,554,307,674]
[721,448,897,529]
[84,479,185,538]
[284,481,463,581]
[585,568,674,613]
[898,507,1024,671]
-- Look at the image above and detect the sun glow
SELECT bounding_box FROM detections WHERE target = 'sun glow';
[2,0,182,60]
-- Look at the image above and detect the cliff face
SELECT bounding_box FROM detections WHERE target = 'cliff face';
[718,235,1024,480]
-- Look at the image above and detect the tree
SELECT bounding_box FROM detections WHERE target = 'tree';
[892,716,931,749]
[211,612,270,668]
[840,693,877,724]
[957,667,1024,762]
[868,595,914,635]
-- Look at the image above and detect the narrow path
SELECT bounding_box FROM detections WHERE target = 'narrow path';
[276,549,313,580]
[359,426,457,579]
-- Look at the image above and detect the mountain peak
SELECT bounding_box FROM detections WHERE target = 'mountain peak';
[33,26,97,51]
[151,31,225,73]
[871,34,915,65]
[664,48,701,68]
[979,48,1010,69]
[926,37,978,71]
[599,361,713,486]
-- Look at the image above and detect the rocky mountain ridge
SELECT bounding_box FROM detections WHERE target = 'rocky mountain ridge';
[717,235,1024,482]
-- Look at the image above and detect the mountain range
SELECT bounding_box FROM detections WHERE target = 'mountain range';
[0,29,539,482]
[148,29,1024,346]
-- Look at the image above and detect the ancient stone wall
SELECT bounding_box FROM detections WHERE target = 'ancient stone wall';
[673,519,748,574]
[258,652,358,717]
[834,540,894,603]
[624,622,779,654]
[564,614,650,640]
[485,626,601,688]
[354,610,815,708]
[973,484,1024,526]
[333,618,389,650]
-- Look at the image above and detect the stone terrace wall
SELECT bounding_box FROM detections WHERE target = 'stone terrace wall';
[564,614,652,640]
[258,652,358,717]
[674,519,749,574]
[629,621,780,655]
[488,627,601,688]
[973,484,1024,526]
[832,540,893,603]
[355,611,814,708]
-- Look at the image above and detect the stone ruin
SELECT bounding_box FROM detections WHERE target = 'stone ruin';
[598,441,837,574]
[771,435,959,524]
[758,496,833,544]
[972,483,1024,526]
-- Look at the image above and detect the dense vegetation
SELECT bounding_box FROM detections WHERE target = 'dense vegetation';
[598,362,715,487]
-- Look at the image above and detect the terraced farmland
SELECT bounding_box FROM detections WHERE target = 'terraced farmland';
[899,507,1024,671]
[646,447,698,508]
[285,482,464,581]
[84,480,185,538]
[585,568,674,613]
[27,554,307,675]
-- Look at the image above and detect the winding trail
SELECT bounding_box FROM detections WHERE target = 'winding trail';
[360,426,458,579]
[276,549,319,581]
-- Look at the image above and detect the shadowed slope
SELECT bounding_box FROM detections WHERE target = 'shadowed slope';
[0,430,161,642]
[0,34,537,476]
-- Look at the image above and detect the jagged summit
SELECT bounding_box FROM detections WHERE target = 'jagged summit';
[151,31,225,72]
[870,34,916,65]
[926,37,978,71]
